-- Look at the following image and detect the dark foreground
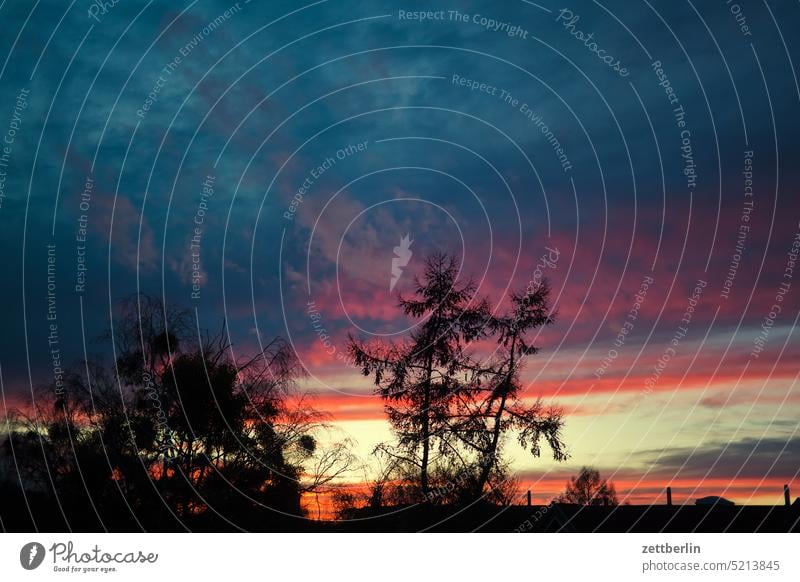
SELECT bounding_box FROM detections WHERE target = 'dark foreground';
[327,503,800,533]
[2,497,799,532]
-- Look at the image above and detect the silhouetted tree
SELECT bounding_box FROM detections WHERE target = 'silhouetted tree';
[348,254,489,498]
[0,294,355,530]
[349,253,568,503]
[465,285,568,497]
[559,466,619,506]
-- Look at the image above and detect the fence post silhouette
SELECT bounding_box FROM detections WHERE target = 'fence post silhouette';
[527,490,532,507]
[784,484,790,506]
[667,486,673,507]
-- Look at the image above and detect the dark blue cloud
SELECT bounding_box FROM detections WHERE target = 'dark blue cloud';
[0,0,798,416]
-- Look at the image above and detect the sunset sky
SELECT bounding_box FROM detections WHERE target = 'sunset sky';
[1,0,798,506]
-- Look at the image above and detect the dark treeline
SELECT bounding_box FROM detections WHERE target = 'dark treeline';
[0,253,568,531]
[0,296,356,531]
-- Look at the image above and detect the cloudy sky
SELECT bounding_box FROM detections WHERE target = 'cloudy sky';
[1,0,799,504]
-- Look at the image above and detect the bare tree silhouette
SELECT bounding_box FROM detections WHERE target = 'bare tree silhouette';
[460,285,569,497]
[559,466,619,506]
